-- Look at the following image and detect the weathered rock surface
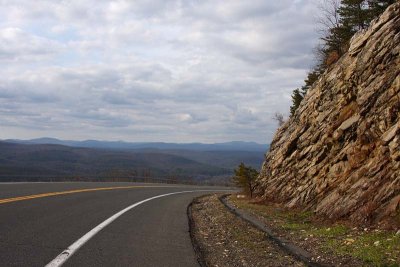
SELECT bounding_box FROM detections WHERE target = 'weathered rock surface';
[257,3,400,226]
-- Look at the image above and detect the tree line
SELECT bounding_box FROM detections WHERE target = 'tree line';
[290,0,395,116]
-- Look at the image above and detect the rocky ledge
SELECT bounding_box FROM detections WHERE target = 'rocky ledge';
[257,3,400,227]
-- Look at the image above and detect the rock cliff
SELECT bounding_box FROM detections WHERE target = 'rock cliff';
[257,3,400,227]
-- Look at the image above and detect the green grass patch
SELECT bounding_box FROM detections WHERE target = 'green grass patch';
[350,232,400,266]
[310,224,349,238]
[284,210,314,222]
[282,222,310,231]
[325,231,400,266]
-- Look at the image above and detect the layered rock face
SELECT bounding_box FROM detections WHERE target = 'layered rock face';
[257,3,400,226]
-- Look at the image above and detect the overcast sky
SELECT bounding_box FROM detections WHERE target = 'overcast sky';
[0,0,319,143]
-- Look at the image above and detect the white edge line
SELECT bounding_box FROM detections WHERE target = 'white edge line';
[45,189,231,267]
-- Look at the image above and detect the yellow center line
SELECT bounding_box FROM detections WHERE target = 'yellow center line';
[0,185,172,205]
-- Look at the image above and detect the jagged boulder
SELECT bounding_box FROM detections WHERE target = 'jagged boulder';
[257,3,400,227]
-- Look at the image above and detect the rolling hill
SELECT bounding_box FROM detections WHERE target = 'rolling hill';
[4,138,267,152]
[0,140,267,183]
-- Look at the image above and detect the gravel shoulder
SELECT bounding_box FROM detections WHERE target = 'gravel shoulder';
[189,194,305,267]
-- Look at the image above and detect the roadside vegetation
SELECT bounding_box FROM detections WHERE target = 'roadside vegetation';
[232,163,259,198]
[230,195,400,266]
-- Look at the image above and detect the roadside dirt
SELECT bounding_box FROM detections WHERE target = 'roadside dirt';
[189,194,305,267]
[229,195,400,267]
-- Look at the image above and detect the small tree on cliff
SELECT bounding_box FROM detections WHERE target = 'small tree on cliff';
[233,163,259,198]
[272,112,285,126]
[290,87,306,116]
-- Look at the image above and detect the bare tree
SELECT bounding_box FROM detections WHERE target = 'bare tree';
[273,112,285,126]
[316,0,341,35]
[313,0,343,67]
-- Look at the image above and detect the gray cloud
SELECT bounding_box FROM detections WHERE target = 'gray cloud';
[0,0,320,143]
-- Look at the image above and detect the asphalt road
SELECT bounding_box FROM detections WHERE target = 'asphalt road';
[0,182,231,267]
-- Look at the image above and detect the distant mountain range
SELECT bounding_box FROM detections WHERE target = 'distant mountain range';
[0,139,268,183]
[4,138,268,152]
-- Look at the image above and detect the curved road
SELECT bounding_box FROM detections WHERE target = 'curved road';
[0,182,231,266]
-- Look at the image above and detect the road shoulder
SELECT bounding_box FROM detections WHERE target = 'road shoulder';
[189,194,304,267]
